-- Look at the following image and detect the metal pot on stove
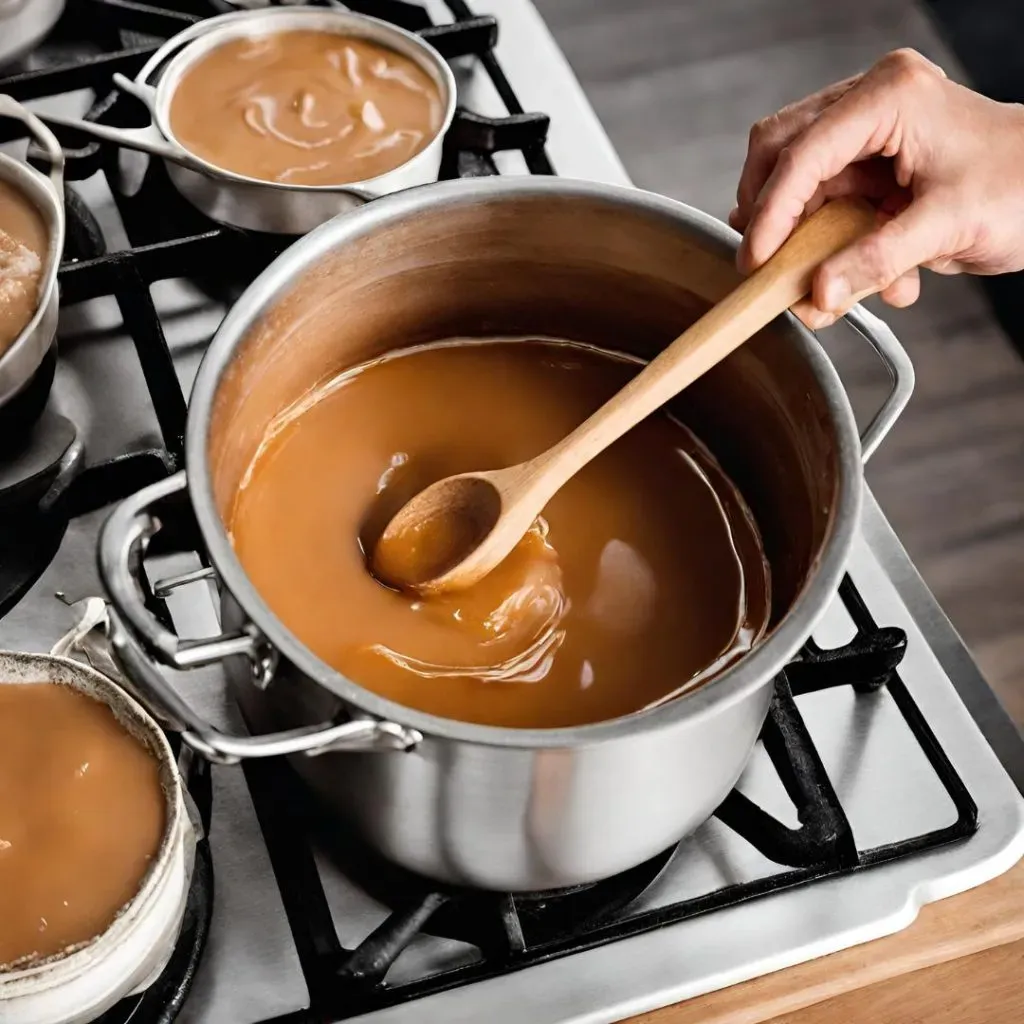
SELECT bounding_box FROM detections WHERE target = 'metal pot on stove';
[45,6,457,234]
[0,95,65,429]
[98,177,914,891]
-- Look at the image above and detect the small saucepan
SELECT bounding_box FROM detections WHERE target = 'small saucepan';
[42,6,457,234]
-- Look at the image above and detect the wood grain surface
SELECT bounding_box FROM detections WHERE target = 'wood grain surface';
[770,938,1024,1024]
[533,0,1024,729]
[625,858,1024,1023]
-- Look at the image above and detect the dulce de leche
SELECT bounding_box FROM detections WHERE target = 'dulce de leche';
[169,30,443,186]
[0,682,165,968]
[0,178,46,358]
[229,339,772,730]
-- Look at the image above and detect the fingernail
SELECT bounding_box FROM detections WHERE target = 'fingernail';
[822,274,851,313]
[805,309,835,331]
[736,238,750,272]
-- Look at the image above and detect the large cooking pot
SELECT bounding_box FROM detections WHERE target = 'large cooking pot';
[98,178,913,891]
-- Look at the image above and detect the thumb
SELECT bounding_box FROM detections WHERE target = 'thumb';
[812,195,951,313]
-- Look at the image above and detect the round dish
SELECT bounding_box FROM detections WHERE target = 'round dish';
[0,652,193,1024]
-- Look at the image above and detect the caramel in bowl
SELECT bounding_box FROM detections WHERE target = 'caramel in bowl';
[0,659,172,971]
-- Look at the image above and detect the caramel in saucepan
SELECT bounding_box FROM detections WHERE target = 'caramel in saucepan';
[229,339,771,729]
[169,30,443,186]
[0,683,165,968]
[0,178,46,358]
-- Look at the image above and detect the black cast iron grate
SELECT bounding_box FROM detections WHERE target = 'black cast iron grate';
[231,576,978,1023]
[0,1,551,1020]
[0,0,554,616]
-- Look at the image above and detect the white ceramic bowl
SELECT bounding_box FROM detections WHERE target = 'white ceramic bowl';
[0,652,194,1024]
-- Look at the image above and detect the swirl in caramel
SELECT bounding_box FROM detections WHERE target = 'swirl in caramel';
[169,30,444,186]
[229,339,771,730]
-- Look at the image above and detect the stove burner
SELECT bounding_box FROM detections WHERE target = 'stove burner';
[0,506,67,617]
[0,342,56,440]
[0,409,81,616]
[245,757,675,994]
[62,182,107,261]
[0,408,76,501]
[230,578,977,1023]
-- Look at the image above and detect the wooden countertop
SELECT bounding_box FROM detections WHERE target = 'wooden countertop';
[632,858,1024,1024]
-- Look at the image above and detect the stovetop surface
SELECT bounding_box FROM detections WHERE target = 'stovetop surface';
[141,521,1022,1024]
[1,2,1023,1024]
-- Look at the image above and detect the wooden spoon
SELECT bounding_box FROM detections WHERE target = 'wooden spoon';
[371,198,875,594]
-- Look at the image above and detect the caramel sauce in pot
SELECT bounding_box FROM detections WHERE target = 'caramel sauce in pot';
[168,30,444,186]
[0,178,46,357]
[0,683,166,968]
[228,339,771,729]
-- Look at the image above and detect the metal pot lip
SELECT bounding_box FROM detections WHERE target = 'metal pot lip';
[187,175,864,749]
[0,149,64,397]
[141,5,457,194]
[0,0,65,71]
[0,650,184,979]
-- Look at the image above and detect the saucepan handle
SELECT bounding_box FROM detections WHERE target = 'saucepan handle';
[37,108,204,170]
[98,471,422,764]
[0,94,65,198]
[842,304,915,463]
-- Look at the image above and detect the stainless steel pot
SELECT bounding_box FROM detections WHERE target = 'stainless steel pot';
[43,7,457,234]
[98,178,913,891]
[0,95,65,412]
[0,0,65,69]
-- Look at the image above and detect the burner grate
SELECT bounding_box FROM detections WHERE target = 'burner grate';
[0,0,552,618]
[228,576,977,1023]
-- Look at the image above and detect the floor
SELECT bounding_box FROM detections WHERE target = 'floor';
[533,0,1024,726]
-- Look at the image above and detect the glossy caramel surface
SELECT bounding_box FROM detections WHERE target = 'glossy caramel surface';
[169,30,443,186]
[229,339,771,729]
[0,683,165,968]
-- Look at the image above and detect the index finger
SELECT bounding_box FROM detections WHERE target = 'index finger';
[741,77,895,268]
[734,76,860,226]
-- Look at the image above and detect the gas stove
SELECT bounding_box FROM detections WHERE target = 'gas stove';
[1,3,1023,1024]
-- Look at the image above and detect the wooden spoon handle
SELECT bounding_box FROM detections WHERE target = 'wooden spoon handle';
[530,198,877,495]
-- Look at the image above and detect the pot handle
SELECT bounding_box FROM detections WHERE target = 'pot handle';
[843,304,915,463]
[98,471,422,764]
[0,94,65,199]
[38,108,207,172]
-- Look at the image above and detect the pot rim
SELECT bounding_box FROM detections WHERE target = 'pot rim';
[186,176,864,748]
[0,651,184,982]
[141,5,458,194]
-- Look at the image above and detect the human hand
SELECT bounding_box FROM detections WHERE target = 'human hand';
[730,48,1024,327]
